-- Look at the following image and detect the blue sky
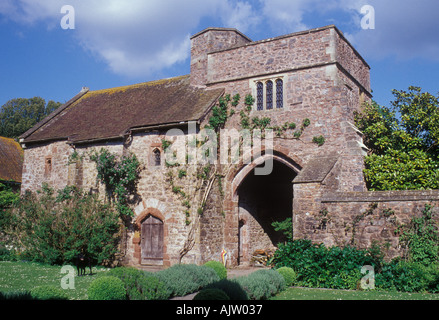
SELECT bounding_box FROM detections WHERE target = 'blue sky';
[1,0,438,109]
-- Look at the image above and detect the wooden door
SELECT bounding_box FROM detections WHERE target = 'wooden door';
[141,215,163,264]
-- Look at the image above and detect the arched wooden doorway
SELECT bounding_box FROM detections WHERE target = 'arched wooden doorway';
[140,215,164,265]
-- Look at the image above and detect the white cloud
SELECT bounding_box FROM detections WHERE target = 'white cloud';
[220,1,261,34]
[0,0,226,77]
[2,0,439,78]
[259,0,311,33]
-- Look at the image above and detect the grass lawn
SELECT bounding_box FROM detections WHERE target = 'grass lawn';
[272,287,439,300]
[0,261,110,300]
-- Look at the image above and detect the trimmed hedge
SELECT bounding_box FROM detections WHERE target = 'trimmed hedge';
[234,269,285,300]
[88,276,126,300]
[85,264,289,301]
[204,261,227,280]
[30,285,69,300]
[155,264,219,298]
[107,267,169,300]
[276,267,297,287]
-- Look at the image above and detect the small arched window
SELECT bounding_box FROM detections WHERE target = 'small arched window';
[153,149,161,166]
[266,80,273,110]
[276,79,283,109]
[256,82,264,111]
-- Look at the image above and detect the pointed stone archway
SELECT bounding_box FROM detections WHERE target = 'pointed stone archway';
[227,152,300,266]
[133,208,169,266]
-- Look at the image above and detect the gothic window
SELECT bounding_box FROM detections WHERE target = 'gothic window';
[257,82,264,111]
[266,80,273,110]
[153,149,161,166]
[276,79,283,109]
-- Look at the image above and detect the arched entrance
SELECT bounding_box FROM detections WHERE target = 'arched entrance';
[236,158,298,265]
[140,215,164,265]
[134,208,167,266]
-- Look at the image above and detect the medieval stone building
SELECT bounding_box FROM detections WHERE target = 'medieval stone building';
[19,25,438,267]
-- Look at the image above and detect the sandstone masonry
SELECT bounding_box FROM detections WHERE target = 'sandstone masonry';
[19,25,438,267]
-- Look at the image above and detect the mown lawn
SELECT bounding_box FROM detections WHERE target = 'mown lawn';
[271,286,439,300]
[0,261,110,300]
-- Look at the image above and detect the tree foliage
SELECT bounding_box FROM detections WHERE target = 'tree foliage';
[0,97,61,138]
[3,184,120,265]
[355,86,439,190]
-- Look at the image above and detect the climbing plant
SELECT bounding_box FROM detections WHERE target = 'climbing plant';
[90,148,141,218]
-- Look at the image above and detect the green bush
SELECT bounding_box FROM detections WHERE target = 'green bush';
[107,267,168,300]
[376,261,439,293]
[276,267,297,287]
[204,260,227,280]
[206,279,249,300]
[88,276,126,300]
[234,269,285,300]
[193,288,230,300]
[155,264,219,297]
[6,185,120,265]
[30,285,69,300]
[272,239,380,290]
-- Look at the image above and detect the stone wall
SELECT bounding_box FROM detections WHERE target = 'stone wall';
[190,28,252,87]
[293,187,439,260]
[21,141,73,193]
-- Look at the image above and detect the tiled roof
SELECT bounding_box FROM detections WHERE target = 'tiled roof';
[0,136,23,183]
[20,75,224,144]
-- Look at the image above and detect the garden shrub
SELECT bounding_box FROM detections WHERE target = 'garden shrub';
[88,276,126,300]
[206,279,249,300]
[204,260,227,280]
[5,185,120,265]
[234,269,285,300]
[107,267,168,300]
[155,264,219,297]
[30,285,69,300]
[276,267,296,287]
[193,288,230,300]
[376,261,439,293]
[272,239,381,290]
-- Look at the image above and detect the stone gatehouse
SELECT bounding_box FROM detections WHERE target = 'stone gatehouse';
[19,25,439,267]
